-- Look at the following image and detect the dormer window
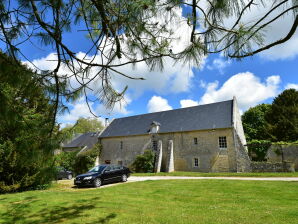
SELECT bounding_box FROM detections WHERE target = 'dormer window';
[149,121,160,134]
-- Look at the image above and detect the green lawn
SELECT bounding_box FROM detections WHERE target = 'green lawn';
[132,171,298,177]
[0,180,298,224]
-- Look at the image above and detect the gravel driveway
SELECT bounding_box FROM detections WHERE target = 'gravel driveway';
[128,176,298,182]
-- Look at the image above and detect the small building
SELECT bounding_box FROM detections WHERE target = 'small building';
[63,132,100,154]
[98,98,251,172]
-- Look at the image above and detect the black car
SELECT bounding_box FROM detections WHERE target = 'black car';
[74,164,131,188]
[56,167,73,180]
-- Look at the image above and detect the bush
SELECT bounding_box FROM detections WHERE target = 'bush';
[54,151,77,172]
[55,143,102,175]
[131,150,155,173]
[73,144,101,174]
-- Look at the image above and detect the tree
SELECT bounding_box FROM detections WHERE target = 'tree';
[242,104,271,141]
[60,117,104,141]
[0,0,297,121]
[0,53,58,193]
[265,89,298,142]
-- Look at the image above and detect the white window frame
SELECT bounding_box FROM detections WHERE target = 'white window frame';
[218,136,227,149]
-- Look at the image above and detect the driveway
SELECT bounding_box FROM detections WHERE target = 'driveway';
[128,176,298,182]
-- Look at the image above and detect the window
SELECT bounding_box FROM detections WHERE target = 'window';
[152,140,158,151]
[113,165,121,170]
[194,158,199,167]
[219,136,227,149]
[194,138,198,145]
[118,161,123,166]
[120,141,123,150]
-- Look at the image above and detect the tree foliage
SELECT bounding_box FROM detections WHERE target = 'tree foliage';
[0,0,297,117]
[265,89,298,142]
[242,104,271,141]
[54,151,77,172]
[0,53,58,193]
[60,117,104,142]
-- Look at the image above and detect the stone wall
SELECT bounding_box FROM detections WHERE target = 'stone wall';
[266,144,298,170]
[99,128,238,172]
[98,135,151,167]
[251,161,295,172]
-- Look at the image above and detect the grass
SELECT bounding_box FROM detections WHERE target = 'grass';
[132,171,298,177]
[0,179,298,224]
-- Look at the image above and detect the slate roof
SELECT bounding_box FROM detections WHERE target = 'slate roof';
[63,132,99,149]
[99,100,233,138]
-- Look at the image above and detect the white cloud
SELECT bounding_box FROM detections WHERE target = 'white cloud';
[229,1,298,60]
[58,96,131,125]
[108,6,206,96]
[147,96,173,113]
[95,95,132,117]
[58,97,98,124]
[207,58,231,74]
[25,6,206,126]
[180,99,199,108]
[197,0,298,60]
[199,72,281,111]
[285,83,298,90]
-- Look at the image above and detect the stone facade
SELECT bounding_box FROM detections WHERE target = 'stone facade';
[98,98,251,172]
[99,127,246,172]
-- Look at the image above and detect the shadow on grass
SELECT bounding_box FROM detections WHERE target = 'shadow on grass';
[85,213,117,224]
[0,196,117,224]
[71,182,116,189]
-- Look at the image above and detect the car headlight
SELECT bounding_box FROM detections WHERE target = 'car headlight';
[83,176,93,180]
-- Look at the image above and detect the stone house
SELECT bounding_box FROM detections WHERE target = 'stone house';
[98,97,251,172]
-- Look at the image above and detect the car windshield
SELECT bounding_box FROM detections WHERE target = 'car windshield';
[88,165,106,173]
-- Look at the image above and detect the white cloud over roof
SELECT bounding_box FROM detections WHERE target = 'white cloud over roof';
[147,96,173,113]
[199,72,281,111]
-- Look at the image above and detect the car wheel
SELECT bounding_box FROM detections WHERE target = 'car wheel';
[94,178,102,188]
[67,174,72,180]
[121,174,128,182]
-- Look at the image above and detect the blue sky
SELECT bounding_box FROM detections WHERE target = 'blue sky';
[2,2,297,127]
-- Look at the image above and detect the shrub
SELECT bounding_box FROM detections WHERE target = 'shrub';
[54,151,77,171]
[131,150,155,173]
[73,143,101,175]
[54,144,102,175]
